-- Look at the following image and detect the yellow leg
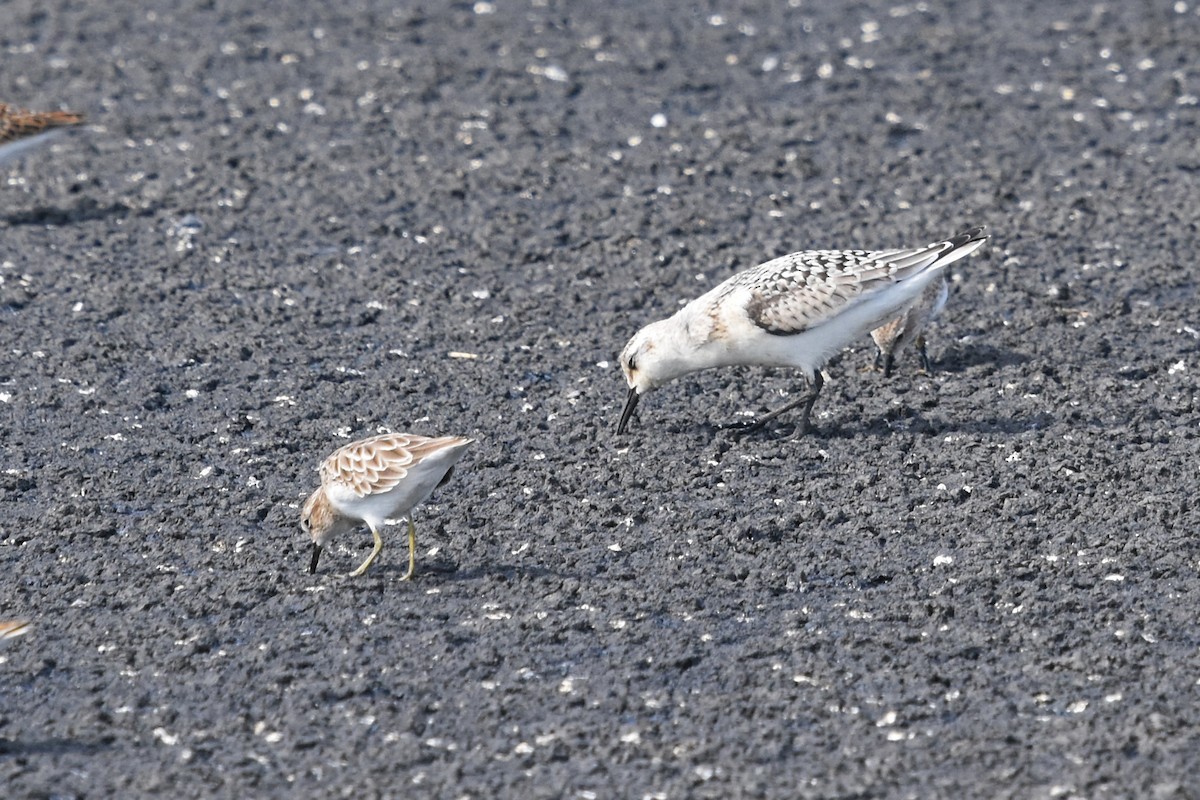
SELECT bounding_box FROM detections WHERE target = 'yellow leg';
[349,522,384,577]
[400,518,417,581]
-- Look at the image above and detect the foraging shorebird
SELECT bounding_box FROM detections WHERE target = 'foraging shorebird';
[302,433,473,579]
[870,274,949,377]
[618,227,989,434]
[0,102,85,166]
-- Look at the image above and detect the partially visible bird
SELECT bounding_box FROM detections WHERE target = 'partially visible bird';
[0,102,85,166]
[0,620,31,642]
[618,227,989,434]
[302,433,473,579]
[870,274,949,377]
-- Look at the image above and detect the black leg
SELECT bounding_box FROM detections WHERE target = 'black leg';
[916,335,931,374]
[746,371,825,433]
[882,353,895,378]
[796,369,824,433]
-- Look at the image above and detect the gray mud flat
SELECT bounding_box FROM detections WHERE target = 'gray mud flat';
[1,1,1198,797]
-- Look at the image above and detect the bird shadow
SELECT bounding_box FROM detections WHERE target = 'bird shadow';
[439,562,574,583]
[0,737,112,756]
[858,410,1059,437]
[929,343,1031,373]
[661,343,1038,441]
[2,197,135,226]
[709,408,1058,441]
[336,559,572,585]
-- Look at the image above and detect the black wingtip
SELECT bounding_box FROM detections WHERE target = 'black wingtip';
[953,226,988,246]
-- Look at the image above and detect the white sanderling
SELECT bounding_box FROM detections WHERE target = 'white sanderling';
[302,433,473,579]
[0,620,31,643]
[618,227,988,434]
[0,103,85,166]
[870,273,949,376]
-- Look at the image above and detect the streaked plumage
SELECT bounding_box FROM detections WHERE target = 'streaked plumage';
[870,274,949,376]
[0,103,85,166]
[302,433,472,579]
[618,227,988,434]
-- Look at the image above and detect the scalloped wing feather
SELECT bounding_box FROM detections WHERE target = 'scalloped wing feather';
[319,433,470,498]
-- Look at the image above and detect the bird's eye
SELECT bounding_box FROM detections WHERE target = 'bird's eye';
[300,517,310,533]
[626,354,638,372]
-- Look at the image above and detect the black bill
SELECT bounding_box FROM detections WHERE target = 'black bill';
[309,544,322,574]
[617,386,640,435]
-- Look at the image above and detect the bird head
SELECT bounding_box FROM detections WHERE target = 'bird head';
[618,318,697,434]
[301,487,353,573]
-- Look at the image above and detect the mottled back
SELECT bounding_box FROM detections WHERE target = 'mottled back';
[719,229,981,336]
[319,433,468,497]
[0,103,85,145]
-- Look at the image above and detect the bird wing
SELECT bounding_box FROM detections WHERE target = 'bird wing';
[0,104,85,144]
[736,230,983,336]
[319,433,418,498]
[0,620,31,641]
[738,249,881,335]
[318,433,471,498]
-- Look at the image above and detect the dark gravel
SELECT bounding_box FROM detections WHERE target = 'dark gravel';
[2,0,1199,797]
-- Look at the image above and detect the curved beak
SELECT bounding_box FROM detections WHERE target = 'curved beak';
[617,386,640,435]
[309,543,322,574]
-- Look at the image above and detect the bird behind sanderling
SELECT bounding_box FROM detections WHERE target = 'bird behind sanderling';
[618,227,989,434]
[870,274,949,377]
[0,102,85,166]
[302,432,473,579]
[0,620,31,642]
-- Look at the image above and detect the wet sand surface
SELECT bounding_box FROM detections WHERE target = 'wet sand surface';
[2,1,1198,797]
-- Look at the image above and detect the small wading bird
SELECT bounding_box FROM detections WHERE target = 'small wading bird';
[302,433,473,579]
[870,274,949,377]
[0,102,85,166]
[0,620,31,642]
[618,227,988,434]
